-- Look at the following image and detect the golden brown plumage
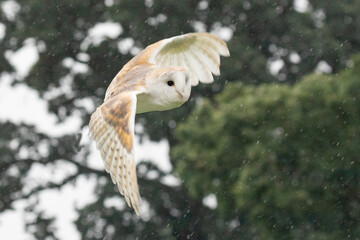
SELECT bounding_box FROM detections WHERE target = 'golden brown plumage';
[89,32,229,215]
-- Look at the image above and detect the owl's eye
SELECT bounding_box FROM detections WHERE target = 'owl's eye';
[167,80,174,86]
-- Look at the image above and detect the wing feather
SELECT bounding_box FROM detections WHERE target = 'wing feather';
[118,147,125,195]
[125,153,132,206]
[123,152,131,207]
[181,51,200,86]
[195,43,220,75]
[150,32,229,85]
[89,32,229,215]
[101,131,115,172]
[93,121,109,143]
[197,42,221,65]
[199,34,230,56]
[188,45,214,83]
[109,150,116,183]
[103,132,116,173]
[89,92,141,215]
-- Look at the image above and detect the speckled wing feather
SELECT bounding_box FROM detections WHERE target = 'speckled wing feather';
[89,92,141,214]
[149,32,230,86]
[89,32,229,215]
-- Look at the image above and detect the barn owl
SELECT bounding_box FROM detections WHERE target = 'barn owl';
[89,32,229,214]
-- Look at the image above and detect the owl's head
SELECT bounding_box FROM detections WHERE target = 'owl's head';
[143,66,192,111]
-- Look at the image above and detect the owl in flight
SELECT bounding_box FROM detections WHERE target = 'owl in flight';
[89,32,229,214]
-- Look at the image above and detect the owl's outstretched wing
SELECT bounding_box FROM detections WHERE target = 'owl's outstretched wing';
[89,92,141,215]
[149,32,230,86]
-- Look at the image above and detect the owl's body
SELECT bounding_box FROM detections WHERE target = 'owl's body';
[89,32,229,214]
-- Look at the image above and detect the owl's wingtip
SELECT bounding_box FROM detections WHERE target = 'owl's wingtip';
[134,206,141,216]
[223,48,230,57]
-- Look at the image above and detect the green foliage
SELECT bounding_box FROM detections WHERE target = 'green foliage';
[173,54,360,239]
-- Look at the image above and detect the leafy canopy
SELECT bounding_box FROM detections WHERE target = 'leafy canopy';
[173,54,360,239]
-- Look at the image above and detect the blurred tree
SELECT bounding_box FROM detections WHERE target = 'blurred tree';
[1,0,360,239]
[2,0,360,140]
[173,54,360,239]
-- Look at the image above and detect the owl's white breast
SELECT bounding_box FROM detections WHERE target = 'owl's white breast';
[136,92,186,114]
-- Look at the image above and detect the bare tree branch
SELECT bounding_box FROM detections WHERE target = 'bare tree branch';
[0,157,106,212]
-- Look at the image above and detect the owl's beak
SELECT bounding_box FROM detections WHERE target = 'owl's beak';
[176,90,184,99]
[171,71,190,100]
[177,77,190,99]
